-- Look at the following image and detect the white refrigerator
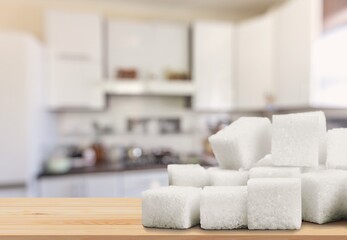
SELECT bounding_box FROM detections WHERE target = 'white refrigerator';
[0,32,56,196]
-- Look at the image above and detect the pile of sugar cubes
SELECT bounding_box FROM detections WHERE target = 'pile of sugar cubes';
[142,112,347,230]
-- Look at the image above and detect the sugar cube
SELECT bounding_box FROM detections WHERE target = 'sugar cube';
[300,165,326,173]
[168,164,208,187]
[253,154,274,167]
[344,182,347,217]
[200,186,247,229]
[208,168,249,186]
[315,112,327,164]
[272,111,326,167]
[301,169,347,224]
[249,167,301,178]
[209,117,271,170]
[142,186,202,229]
[326,128,347,170]
[248,178,301,230]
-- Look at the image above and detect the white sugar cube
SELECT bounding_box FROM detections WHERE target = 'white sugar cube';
[142,186,202,229]
[326,128,347,170]
[272,111,326,167]
[253,154,274,167]
[200,186,247,229]
[301,170,347,224]
[301,165,326,173]
[168,164,208,187]
[248,178,301,230]
[209,117,271,170]
[249,167,301,178]
[316,112,327,164]
[344,183,347,216]
[208,168,249,186]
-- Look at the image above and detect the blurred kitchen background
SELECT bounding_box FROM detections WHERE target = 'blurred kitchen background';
[0,0,347,197]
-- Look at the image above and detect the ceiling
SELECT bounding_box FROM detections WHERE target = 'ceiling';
[99,0,287,18]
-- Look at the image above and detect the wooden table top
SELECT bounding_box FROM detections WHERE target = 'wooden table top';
[0,198,345,240]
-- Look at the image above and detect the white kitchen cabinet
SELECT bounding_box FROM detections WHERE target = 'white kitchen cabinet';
[192,21,235,111]
[0,187,26,197]
[45,11,102,58]
[152,23,190,79]
[38,169,167,198]
[274,0,322,107]
[39,175,85,197]
[235,0,322,109]
[107,21,153,79]
[48,58,104,109]
[107,21,190,80]
[84,173,124,197]
[236,12,275,109]
[123,169,168,198]
[45,11,105,109]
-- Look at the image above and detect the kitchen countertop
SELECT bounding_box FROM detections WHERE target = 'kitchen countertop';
[37,163,168,178]
[0,198,345,240]
[37,162,215,179]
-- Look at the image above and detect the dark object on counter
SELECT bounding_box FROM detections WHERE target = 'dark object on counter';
[123,146,154,167]
[116,68,137,79]
[127,146,144,161]
[68,146,84,158]
[121,146,179,168]
[91,143,107,165]
[151,148,179,165]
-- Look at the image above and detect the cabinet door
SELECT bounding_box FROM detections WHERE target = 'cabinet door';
[108,21,153,79]
[0,188,26,197]
[123,169,168,197]
[152,23,190,79]
[45,10,102,59]
[84,173,124,197]
[48,58,104,109]
[236,13,275,109]
[45,11,104,109]
[275,0,320,107]
[39,176,85,197]
[193,21,235,111]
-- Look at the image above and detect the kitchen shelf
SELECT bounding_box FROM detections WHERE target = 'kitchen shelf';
[0,198,345,239]
[103,79,195,96]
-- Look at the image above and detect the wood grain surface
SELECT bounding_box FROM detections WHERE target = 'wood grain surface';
[0,198,345,239]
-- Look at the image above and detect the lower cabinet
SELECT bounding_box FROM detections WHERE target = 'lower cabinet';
[0,187,26,197]
[123,169,168,197]
[39,175,86,197]
[84,173,124,197]
[38,169,168,197]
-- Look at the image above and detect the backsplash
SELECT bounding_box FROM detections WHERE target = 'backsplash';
[56,96,203,154]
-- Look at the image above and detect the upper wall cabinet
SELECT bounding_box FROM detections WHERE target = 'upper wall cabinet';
[235,0,322,110]
[192,21,235,111]
[45,11,105,110]
[274,0,321,107]
[151,23,190,80]
[107,21,189,80]
[236,12,275,110]
[107,21,152,80]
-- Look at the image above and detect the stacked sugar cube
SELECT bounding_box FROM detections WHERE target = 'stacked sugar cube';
[142,111,347,230]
